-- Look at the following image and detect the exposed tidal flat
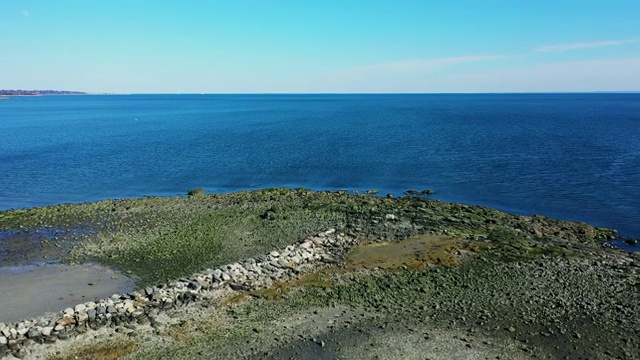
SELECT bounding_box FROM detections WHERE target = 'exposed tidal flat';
[0,188,639,359]
[0,264,134,323]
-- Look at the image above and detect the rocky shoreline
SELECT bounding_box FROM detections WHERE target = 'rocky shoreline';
[0,229,355,359]
[0,188,638,359]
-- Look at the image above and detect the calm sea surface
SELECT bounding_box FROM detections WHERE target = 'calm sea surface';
[1,94,639,238]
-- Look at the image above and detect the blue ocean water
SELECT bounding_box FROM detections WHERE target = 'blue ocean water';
[1,94,639,238]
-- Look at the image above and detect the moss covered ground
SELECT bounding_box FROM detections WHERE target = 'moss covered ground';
[0,188,617,286]
[2,188,637,359]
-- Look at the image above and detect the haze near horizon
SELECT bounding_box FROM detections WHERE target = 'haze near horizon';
[1,0,639,93]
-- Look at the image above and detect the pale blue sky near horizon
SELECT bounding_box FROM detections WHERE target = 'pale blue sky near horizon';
[1,0,639,93]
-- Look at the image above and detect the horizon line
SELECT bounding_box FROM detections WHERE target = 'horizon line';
[4,90,640,96]
[87,91,640,95]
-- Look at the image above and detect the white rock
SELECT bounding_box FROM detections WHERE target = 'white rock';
[41,327,53,337]
[269,251,280,257]
[54,325,64,332]
[300,241,312,249]
[322,229,336,236]
[76,312,89,323]
[278,259,290,268]
[0,335,6,344]
[74,304,87,312]
[221,273,231,281]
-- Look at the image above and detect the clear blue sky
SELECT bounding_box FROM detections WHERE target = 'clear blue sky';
[2,0,639,93]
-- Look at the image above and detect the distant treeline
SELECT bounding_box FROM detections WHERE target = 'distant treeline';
[0,90,87,95]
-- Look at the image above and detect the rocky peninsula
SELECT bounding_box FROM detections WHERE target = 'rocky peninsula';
[0,188,638,359]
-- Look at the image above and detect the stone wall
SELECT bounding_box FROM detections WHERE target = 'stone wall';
[0,229,355,359]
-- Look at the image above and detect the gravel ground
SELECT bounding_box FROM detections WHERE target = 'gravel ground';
[34,248,637,360]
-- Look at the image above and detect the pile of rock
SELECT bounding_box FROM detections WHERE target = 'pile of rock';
[0,229,355,359]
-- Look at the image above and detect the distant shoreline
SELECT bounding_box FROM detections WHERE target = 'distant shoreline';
[0,90,88,96]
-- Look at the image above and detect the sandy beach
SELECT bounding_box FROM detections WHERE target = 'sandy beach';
[0,264,134,323]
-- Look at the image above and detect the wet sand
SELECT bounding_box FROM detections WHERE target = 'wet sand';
[0,263,135,323]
